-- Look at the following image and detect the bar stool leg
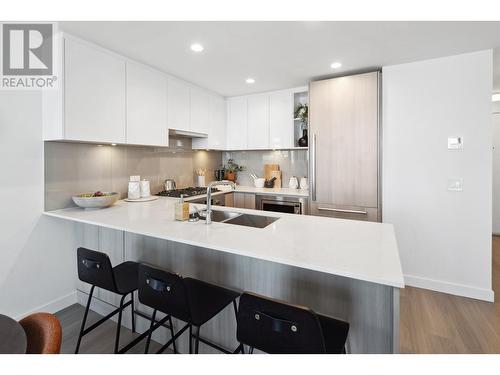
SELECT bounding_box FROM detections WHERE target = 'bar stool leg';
[75,285,95,354]
[130,292,136,333]
[144,309,157,354]
[114,294,127,354]
[232,300,238,318]
[168,316,177,354]
[189,325,193,354]
[232,300,244,354]
[249,347,254,354]
[193,326,200,354]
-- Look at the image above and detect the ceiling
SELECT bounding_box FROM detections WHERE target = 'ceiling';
[59,21,500,97]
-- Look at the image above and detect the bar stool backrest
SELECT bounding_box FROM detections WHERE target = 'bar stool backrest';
[138,264,191,322]
[237,292,326,354]
[77,247,117,292]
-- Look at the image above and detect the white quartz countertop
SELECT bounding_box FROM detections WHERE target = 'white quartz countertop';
[44,198,404,288]
[233,186,309,197]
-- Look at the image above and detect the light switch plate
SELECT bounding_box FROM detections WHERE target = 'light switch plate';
[448,136,463,150]
[447,178,463,192]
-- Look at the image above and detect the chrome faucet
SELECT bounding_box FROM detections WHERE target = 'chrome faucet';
[205,180,235,224]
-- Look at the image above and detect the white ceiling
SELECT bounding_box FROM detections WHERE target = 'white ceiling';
[59,21,500,97]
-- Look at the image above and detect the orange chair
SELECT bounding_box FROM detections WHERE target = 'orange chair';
[19,313,62,354]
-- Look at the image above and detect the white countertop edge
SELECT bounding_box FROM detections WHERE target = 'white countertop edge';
[43,209,404,289]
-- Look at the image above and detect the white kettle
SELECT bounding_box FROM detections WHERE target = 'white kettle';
[300,177,308,190]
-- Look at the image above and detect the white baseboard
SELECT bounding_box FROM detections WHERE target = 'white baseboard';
[15,290,78,320]
[404,274,495,302]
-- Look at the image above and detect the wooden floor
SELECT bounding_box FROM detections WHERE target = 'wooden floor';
[56,304,164,354]
[56,237,500,354]
[400,236,500,353]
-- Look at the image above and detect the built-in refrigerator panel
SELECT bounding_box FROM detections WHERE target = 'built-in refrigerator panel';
[308,71,380,222]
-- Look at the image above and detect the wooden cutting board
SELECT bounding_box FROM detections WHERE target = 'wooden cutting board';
[264,164,281,188]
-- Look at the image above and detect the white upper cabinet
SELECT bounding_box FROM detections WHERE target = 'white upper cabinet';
[247,95,270,149]
[190,88,210,134]
[126,62,168,146]
[167,78,190,131]
[225,88,301,150]
[192,95,226,150]
[210,96,226,149]
[269,90,294,149]
[226,97,248,150]
[64,37,126,143]
[43,33,226,148]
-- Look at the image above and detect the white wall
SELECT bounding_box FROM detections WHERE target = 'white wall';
[493,113,500,234]
[383,50,493,301]
[0,91,77,319]
[493,102,500,234]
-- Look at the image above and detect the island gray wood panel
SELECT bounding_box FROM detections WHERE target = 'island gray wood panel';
[75,224,124,307]
[124,232,399,354]
[73,223,399,353]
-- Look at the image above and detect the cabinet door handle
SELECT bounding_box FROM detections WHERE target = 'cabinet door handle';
[318,207,368,215]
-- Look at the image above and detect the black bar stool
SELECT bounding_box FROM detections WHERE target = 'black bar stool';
[136,263,241,354]
[236,292,349,354]
[75,247,139,354]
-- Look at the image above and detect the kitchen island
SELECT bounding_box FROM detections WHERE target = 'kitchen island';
[44,197,404,353]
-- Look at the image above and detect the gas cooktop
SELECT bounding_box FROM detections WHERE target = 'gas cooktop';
[156,187,220,198]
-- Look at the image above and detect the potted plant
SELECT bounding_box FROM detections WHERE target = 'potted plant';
[225,159,245,182]
[294,103,308,125]
[295,103,309,147]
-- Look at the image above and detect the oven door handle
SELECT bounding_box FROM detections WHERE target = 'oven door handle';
[259,198,303,215]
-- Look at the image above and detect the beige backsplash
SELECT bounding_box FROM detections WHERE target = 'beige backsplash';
[44,139,222,210]
[222,150,308,187]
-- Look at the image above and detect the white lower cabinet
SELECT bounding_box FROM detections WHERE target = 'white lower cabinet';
[64,37,126,144]
[126,62,168,146]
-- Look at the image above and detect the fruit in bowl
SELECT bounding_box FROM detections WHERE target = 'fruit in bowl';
[72,191,119,208]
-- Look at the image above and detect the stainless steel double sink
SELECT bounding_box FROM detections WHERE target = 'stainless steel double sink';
[199,210,279,229]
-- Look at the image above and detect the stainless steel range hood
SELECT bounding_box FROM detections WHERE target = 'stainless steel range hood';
[168,129,208,138]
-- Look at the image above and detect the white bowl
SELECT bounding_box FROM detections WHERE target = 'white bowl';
[254,178,265,188]
[72,192,119,208]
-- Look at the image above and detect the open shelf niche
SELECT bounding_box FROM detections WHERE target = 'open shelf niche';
[293,90,309,148]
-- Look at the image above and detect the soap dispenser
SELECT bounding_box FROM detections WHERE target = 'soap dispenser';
[175,194,190,221]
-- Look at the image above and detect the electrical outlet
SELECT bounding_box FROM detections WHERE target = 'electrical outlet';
[448,136,463,150]
[447,178,463,192]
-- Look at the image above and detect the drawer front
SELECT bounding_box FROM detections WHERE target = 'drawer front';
[309,202,380,222]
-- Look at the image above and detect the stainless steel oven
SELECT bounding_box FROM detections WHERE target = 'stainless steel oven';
[256,195,308,215]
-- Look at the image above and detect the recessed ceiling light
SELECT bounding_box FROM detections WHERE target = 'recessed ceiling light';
[330,62,342,69]
[111,143,117,146]
[245,78,255,84]
[190,43,204,52]
[493,93,500,102]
